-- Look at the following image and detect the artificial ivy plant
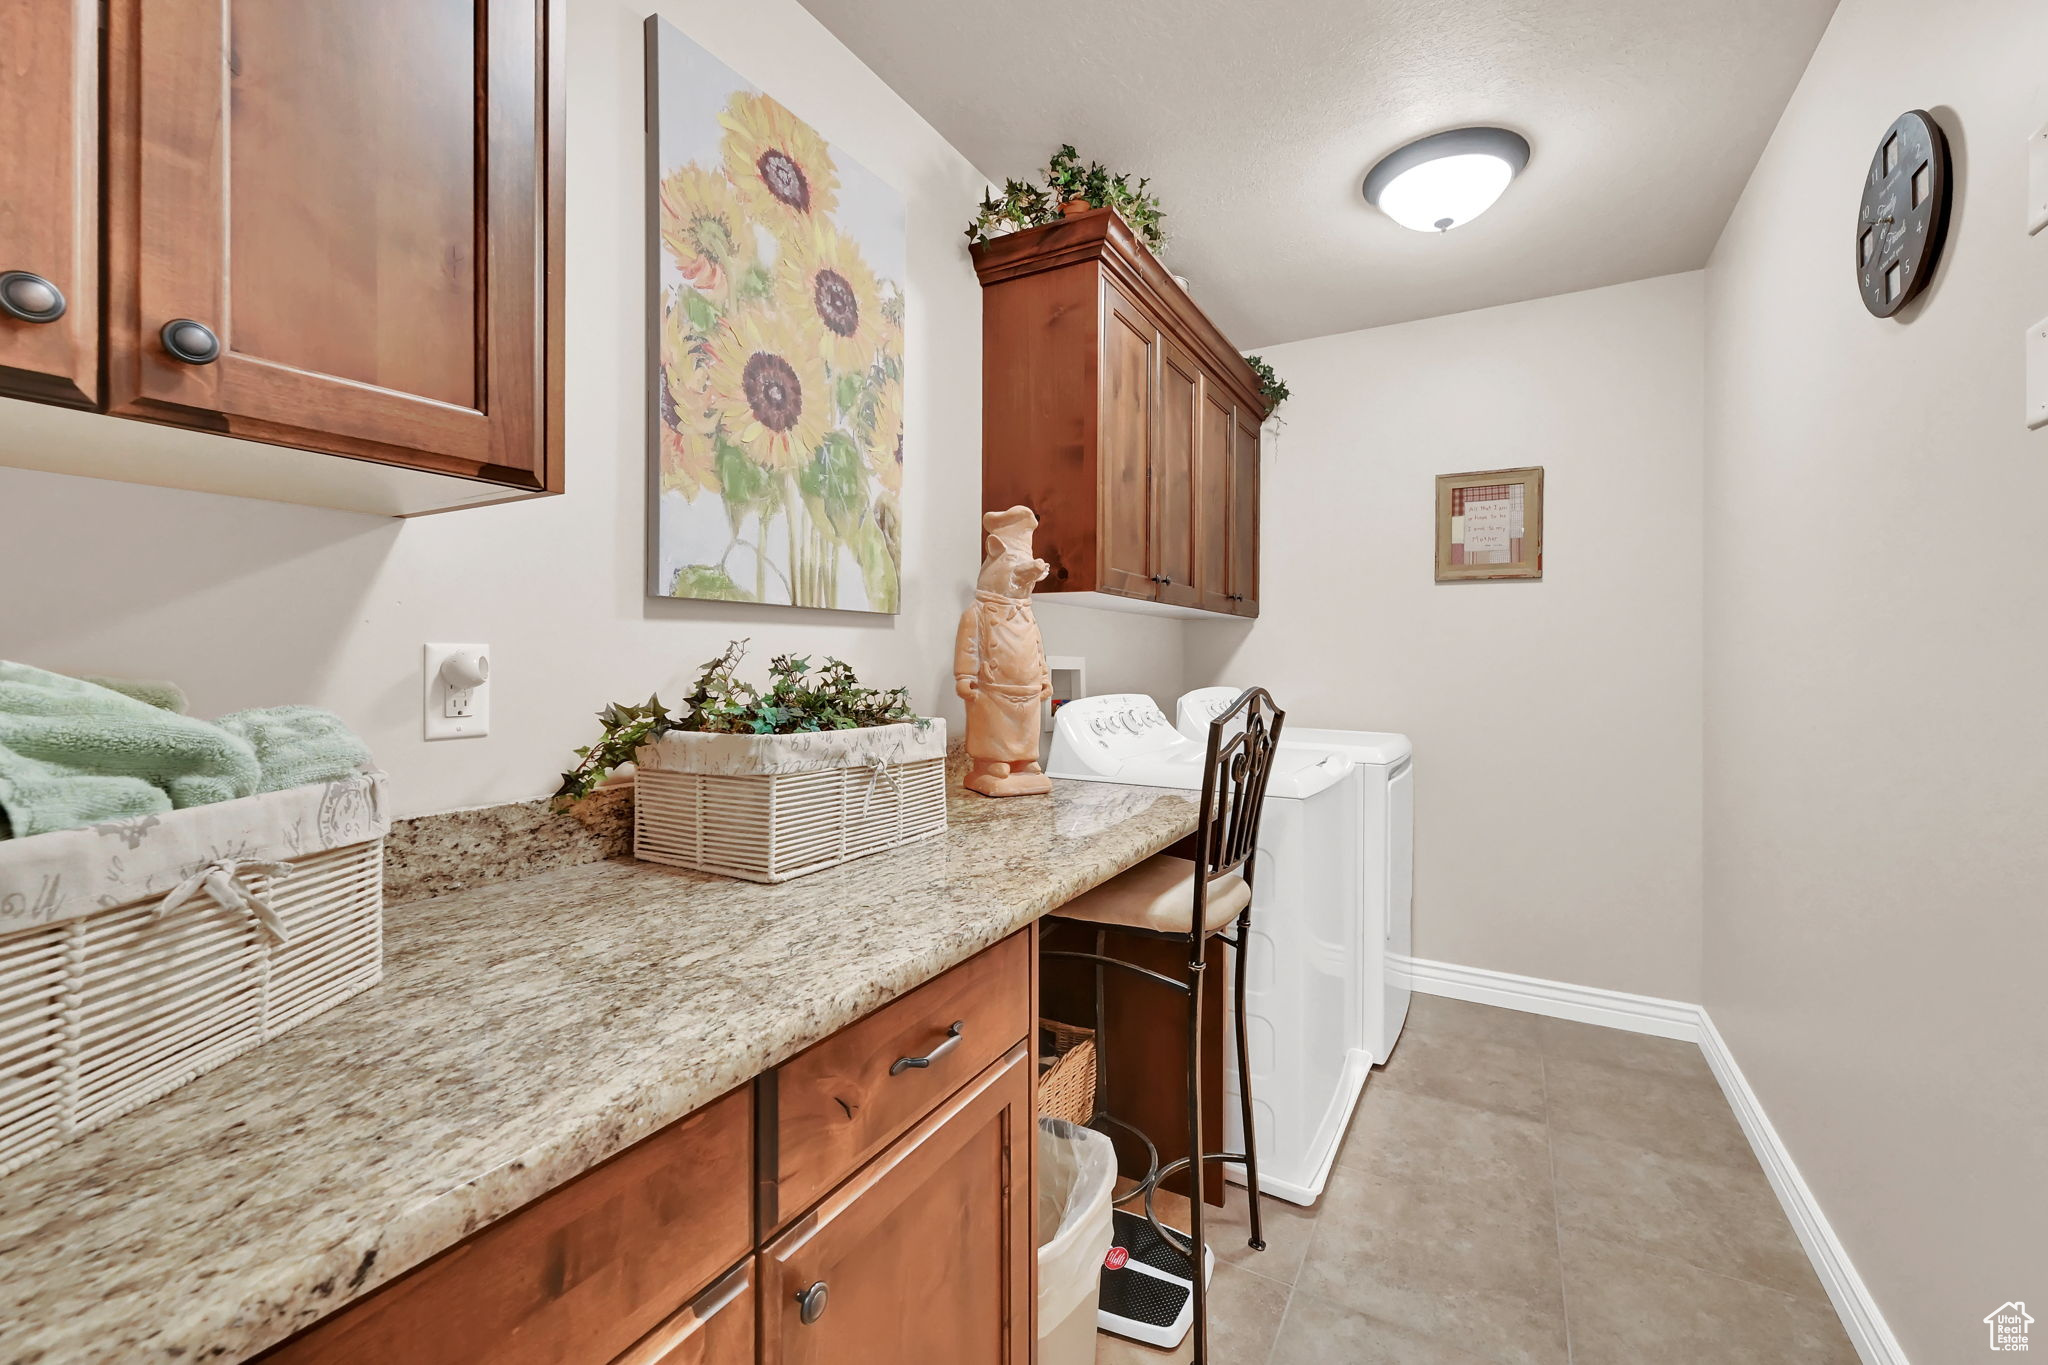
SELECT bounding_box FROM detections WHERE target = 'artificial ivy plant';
[554,640,918,804]
[965,144,1168,255]
[1244,354,1291,413]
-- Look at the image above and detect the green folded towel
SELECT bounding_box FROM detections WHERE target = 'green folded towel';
[0,662,261,838]
[215,706,374,795]
[81,675,190,714]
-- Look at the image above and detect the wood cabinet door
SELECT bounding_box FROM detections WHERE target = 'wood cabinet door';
[609,1263,755,1365]
[1229,410,1262,615]
[1194,383,1235,613]
[1151,337,1203,608]
[759,1049,1033,1365]
[104,0,553,488]
[1098,279,1158,600]
[0,0,98,408]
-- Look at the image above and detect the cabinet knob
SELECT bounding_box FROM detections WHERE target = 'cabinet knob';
[0,271,66,323]
[1151,575,1173,585]
[795,1280,830,1325]
[160,318,221,365]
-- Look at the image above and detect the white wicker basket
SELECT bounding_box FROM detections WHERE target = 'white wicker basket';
[633,720,947,883]
[0,772,387,1176]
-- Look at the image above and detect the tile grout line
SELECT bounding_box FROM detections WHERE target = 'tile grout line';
[1260,1185,1319,1365]
[1543,1053,1577,1365]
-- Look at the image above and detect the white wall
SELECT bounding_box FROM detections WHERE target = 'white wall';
[1188,273,1705,1001]
[0,0,1184,819]
[1703,0,2048,1356]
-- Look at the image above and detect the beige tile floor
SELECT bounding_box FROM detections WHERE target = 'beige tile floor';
[1095,996,1857,1365]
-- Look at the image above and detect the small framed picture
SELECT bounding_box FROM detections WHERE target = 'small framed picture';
[1436,467,1543,582]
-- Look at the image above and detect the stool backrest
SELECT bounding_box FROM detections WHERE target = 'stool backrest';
[1194,686,1286,891]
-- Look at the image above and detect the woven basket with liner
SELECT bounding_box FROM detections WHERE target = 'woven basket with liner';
[1037,1018,1098,1126]
[633,719,947,883]
[0,771,386,1176]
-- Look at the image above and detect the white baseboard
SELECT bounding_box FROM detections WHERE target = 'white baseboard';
[1393,954,1909,1365]
[1695,1013,1909,1365]
[1392,954,1703,1041]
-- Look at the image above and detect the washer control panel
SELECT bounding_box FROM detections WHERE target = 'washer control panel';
[1047,693,1197,781]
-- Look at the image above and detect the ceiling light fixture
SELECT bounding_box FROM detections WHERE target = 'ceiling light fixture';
[1363,127,1531,233]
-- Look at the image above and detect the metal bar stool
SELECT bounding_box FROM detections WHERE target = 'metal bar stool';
[1043,686,1285,1363]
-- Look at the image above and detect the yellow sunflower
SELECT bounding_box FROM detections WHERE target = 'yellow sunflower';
[659,164,746,295]
[777,221,883,374]
[865,377,904,494]
[659,304,719,499]
[705,306,829,473]
[719,91,839,228]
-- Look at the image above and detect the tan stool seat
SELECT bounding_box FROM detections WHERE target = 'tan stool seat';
[1053,855,1251,935]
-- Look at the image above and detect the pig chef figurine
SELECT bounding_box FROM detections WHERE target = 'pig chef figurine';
[955,506,1054,797]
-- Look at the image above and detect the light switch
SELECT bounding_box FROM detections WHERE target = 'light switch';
[2029,318,2048,430]
[2032,124,2048,235]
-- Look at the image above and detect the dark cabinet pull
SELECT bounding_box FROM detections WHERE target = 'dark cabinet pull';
[160,318,221,365]
[1151,574,1173,585]
[795,1280,829,1325]
[889,1020,964,1076]
[0,271,65,323]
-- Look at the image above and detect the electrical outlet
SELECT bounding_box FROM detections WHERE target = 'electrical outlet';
[423,643,491,740]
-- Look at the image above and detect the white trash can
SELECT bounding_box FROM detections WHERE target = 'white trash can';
[1037,1118,1117,1365]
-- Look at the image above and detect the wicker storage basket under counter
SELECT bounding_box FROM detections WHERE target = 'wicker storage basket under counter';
[633,720,947,883]
[1037,1018,1098,1127]
[0,771,387,1177]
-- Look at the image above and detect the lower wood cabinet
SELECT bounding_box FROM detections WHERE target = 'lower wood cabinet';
[255,932,1036,1365]
[758,1048,1034,1365]
[613,1263,756,1365]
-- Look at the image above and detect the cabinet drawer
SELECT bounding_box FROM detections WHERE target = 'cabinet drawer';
[611,1261,755,1365]
[759,1048,1033,1365]
[761,931,1031,1228]
[263,1087,751,1365]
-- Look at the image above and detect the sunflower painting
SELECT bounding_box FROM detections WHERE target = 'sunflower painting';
[646,19,906,612]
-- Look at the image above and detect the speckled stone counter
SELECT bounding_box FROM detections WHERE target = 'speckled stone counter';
[0,777,1197,1365]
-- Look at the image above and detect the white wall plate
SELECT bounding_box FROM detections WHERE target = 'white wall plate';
[423,643,491,740]
[2031,125,2048,235]
[2029,319,2048,431]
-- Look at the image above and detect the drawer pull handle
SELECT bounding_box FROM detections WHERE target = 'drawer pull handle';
[889,1020,965,1076]
[796,1280,829,1325]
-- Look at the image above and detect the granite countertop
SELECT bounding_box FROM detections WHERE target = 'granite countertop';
[0,777,1197,1364]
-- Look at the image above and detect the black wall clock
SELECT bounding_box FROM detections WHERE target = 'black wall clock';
[1857,110,1953,318]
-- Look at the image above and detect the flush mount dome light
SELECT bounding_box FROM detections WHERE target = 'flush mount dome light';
[1363,127,1531,233]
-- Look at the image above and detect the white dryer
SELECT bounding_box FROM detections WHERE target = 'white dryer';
[1176,689,1414,1069]
[1048,693,1362,1205]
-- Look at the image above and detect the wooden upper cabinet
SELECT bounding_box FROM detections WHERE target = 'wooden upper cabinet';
[1229,408,1262,614]
[1099,281,1159,600]
[759,1049,1033,1365]
[1195,385,1235,614]
[974,207,1264,617]
[0,0,98,409]
[84,0,562,504]
[1152,334,1203,609]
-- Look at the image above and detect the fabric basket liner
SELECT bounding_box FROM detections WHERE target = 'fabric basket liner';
[0,770,388,932]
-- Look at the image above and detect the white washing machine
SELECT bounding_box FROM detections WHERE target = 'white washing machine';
[1176,689,1414,1069]
[1047,692,1362,1205]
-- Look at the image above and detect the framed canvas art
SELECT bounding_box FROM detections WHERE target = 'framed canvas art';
[645,18,906,612]
[1436,467,1543,581]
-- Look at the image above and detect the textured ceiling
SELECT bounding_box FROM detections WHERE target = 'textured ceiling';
[798,0,1839,346]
